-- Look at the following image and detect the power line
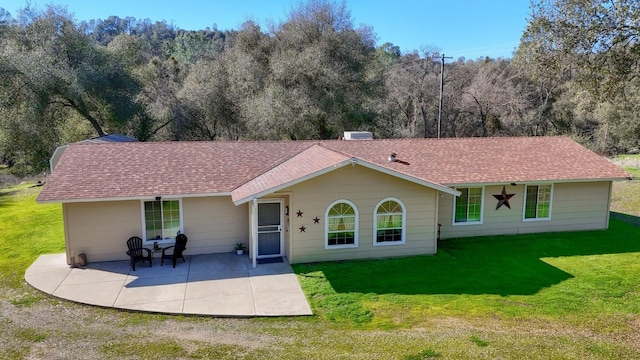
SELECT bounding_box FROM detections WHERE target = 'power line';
[446,42,519,59]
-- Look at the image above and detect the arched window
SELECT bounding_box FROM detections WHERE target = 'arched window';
[374,198,406,245]
[325,200,358,249]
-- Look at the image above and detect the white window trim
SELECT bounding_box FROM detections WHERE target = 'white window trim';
[325,199,359,249]
[452,186,485,226]
[373,197,406,246]
[522,184,553,222]
[140,198,184,243]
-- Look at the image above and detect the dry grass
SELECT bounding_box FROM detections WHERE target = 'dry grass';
[610,156,640,224]
[3,299,639,359]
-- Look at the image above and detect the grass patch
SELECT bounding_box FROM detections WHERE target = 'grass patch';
[469,335,489,347]
[624,167,640,178]
[101,339,187,358]
[294,219,640,329]
[101,340,251,359]
[610,155,640,216]
[189,343,249,359]
[612,154,640,178]
[0,348,29,360]
[14,327,47,342]
[402,348,441,359]
[9,296,41,308]
[611,181,640,217]
[0,184,64,291]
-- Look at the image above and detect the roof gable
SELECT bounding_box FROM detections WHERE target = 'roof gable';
[230,144,460,204]
[231,145,351,204]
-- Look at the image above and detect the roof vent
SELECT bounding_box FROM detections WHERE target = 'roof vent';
[343,131,373,140]
[388,153,397,162]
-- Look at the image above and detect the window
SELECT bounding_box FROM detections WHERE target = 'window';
[453,187,483,224]
[524,184,552,220]
[374,198,406,245]
[325,200,358,248]
[143,199,182,241]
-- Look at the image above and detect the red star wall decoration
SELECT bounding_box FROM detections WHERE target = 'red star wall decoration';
[296,210,303,217]
[493,186,515,210]
[299,225,306,232]
[313,217,320,224]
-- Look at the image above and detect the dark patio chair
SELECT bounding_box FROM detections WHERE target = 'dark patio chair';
[161,234,188,268]
[126,236,152,271]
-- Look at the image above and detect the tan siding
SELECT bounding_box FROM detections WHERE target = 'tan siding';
[439,181,612,239]
[64,201,142,262]
[63,178,612,265]
[63,197,249,263]
[182,197,248,255]
[281,165,438,264]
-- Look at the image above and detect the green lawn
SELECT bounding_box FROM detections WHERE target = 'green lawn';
[294,219,640,329]
[0,184,64,290]
[3,183,640,359]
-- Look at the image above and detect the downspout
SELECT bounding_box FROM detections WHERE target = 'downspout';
[62,204,72,265]
[252,198,258,268]
[605,181,613,229]
[434,191,440,254]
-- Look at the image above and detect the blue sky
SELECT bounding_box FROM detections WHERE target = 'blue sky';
[1,0,531,59]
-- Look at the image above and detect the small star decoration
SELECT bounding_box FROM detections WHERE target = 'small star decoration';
[296,210,304,217]
[299,225,306,232]
[493,185,515,210]
[313,217,320,224]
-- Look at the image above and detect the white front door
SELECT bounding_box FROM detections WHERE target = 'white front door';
[257,199,284,258]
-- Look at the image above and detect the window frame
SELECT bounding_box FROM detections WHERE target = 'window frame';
[522,184,553,222]
[140,198,184,243]
[373,197,406,246]
[452,186,484,226]
[325,199,359,249]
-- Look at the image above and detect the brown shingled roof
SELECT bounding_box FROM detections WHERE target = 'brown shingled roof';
[38,141,312,202]
[321,136,630,185]
[37,136,630,203]
[231,144,352,204]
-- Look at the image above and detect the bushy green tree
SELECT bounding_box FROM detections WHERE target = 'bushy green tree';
[249,0,381,139]
[132,56,186,140]
[1,5,141,135]
[0,5,142,172]
[516,0,640,152]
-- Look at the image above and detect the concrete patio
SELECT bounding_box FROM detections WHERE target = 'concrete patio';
[24,253,313,317]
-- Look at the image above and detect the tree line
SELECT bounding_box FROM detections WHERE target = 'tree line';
[0,0,638,175]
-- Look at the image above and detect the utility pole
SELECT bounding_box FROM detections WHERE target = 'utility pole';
[433,53,452,138]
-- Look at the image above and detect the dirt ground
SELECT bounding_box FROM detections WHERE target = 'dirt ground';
[610,157,640,169]
[3,260,640,359]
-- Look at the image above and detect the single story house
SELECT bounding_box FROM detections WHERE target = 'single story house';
[36,134,631,267]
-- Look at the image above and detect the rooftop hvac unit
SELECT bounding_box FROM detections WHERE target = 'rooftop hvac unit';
[343,131,373,140]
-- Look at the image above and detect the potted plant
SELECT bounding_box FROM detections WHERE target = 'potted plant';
[235,242,246,255]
